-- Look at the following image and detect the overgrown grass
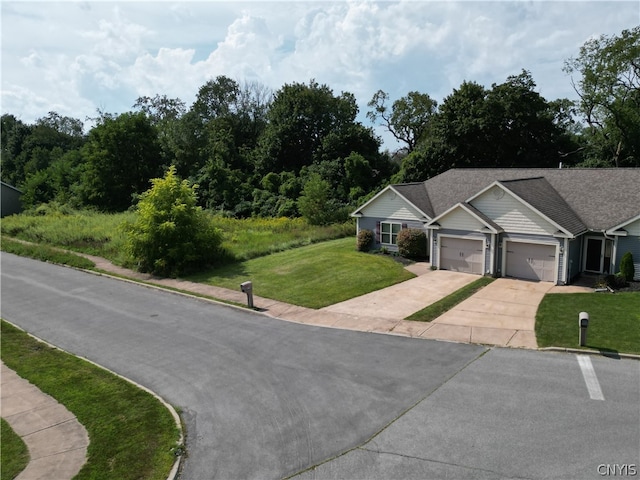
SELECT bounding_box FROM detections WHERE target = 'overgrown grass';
[405,276,496,322]
[536,292,640,354]
[1,320,181,480]
[1,418,29,480]
[1,209,355,267]
[0,237,96,269]
[188,237,415,308]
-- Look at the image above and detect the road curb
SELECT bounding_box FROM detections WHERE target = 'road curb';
[1,319,185,480]
[539,346,640,360]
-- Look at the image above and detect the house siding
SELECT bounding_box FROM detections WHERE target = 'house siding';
[1,182,22,218]
[358,216,427,252]
[360,190,427,221]
[616,235,640,281]
[472,186,557,235]
[437,208,485,231]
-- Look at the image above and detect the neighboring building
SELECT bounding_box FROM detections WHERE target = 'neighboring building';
[1,181,23,218]
[351,168,640,283]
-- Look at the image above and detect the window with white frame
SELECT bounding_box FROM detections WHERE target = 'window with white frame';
[381,222,402,245]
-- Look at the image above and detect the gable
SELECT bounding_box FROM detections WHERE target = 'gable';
[620,217,640,236]
[359,188,429,221]
[471,185,559,235]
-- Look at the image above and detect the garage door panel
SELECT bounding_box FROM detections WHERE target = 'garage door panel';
[505,242,556,282]
[440,238,483,275]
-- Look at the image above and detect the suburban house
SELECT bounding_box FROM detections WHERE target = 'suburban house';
[351,168,640,284]
[1,181,23,218]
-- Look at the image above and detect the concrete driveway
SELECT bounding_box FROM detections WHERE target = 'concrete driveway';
[422,278,553,348]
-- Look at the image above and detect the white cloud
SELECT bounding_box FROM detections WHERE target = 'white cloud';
[1,0,638,147]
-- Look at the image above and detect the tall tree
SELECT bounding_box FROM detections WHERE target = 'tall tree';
[79,112,162,211]
[255,80,359,175]
[564,26,640,166]
[398,71,578,182]
[367,90,437,153]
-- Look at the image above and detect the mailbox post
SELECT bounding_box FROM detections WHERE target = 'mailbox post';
[240,281,254,309]
[579,311,589,346]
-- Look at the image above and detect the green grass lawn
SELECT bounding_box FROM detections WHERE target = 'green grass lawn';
[188,237,416,308]
[1,320,182,480]
[1,418,29,480]
[536,292,640,354]
[406,276,495,322]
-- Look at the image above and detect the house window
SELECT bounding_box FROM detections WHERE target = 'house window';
[381,222,402,245]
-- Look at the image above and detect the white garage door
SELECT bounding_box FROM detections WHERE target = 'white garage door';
[505,242,556,282]
[440,237,484,274]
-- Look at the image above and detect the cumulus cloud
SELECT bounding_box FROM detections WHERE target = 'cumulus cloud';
[1,0,638,145]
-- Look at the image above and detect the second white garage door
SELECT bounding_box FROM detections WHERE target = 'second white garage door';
[439,237,484,274]
[505,242,556,282]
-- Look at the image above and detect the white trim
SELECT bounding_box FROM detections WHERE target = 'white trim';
[605,213,640,234]
[380,221,403,246]
[426,202,501,233]
[502,238,560,283]
[351,185,431,221]
[468,181,574,238]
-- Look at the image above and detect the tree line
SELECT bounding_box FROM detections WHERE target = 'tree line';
[1,26,637,222]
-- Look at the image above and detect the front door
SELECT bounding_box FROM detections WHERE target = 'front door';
[584,237,603,272]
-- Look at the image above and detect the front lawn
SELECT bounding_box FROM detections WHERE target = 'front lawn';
[188,237,416,309]
[1,320,182,480]
[536,292,640,354]
[1,418,29,480]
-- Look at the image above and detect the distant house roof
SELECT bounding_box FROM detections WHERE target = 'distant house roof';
[394,168,640,232]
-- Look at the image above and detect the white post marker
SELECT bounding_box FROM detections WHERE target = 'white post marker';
[576,355,605,401]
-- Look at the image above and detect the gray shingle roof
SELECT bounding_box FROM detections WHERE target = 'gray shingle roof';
[397,168,640,232]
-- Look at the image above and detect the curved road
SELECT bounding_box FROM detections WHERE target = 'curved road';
[0,253,485,479]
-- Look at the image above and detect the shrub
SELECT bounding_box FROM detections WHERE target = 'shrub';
[356,229,374,252]
[604,273,628,289]
[397,228,427,259]
[122,166,226,277]
[620,251,635,282]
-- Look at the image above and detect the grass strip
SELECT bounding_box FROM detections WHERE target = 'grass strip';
[536,292,640,354]
[1,320,182,480]
[405,276,496,322]
[0,236,95,269]
[1,418,30,480]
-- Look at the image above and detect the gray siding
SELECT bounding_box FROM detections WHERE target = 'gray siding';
[357,216,427,252]
[616,236,640,281]
[1,182,22,218]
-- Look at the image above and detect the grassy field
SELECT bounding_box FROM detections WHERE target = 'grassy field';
[1,418,29,480]
[406,276,495,322]
[1,209,354,265]
[1,320,182,480]
[188,237,415,308]
[536,292,640,354]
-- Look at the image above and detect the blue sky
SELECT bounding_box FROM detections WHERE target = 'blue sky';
[2,1,639,150]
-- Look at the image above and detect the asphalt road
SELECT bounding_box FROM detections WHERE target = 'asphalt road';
[2,253,638,479]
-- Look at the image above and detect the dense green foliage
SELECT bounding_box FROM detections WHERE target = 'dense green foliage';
[2,28,638,216]
[619,251,635,282]
[123,167,226,276]
[1,320,181,480]
[397,228,427,259]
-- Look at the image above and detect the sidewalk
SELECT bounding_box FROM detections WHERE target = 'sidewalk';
[1,361,89,480]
